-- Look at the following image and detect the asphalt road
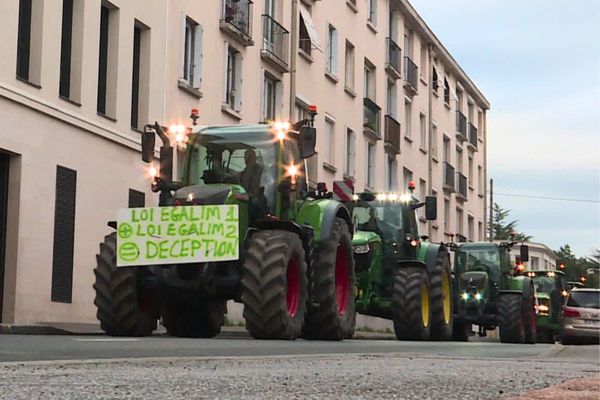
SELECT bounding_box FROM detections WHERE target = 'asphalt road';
[0,335,598,399]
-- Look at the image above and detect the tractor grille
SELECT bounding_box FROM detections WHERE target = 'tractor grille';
[459,271,488,291]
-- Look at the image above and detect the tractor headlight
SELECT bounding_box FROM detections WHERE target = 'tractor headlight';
[353,244,370,254]
[537,304,549,313]
[461,292,469,301]
[474,292,483,301]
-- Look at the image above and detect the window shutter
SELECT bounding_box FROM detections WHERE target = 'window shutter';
[51,166,77,303]
[179,12,186,79]
[332,29,338,76]
[193,24,203,89]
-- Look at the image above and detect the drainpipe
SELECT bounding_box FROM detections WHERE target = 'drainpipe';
[289,0,298,119]
[427,43,434,239]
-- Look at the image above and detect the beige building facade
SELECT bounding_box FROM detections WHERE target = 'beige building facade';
[0,0,489,324]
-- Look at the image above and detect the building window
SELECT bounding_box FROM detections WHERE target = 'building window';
[263,73,281,121]
[131,25,142,128]
[131,23,150,130]
[478,110,483,139]
[444,198,450,233]
[182,17,203,88]
[402,167,413,190]
[432,66,439,92]
[419,179,426,217]
[478,221,483,241]
[386,157,397,191]
[468,215,474,241]
[345,128,356,178]
[478,165,483,195]
[97,3,118,118]
[17,0,42,84]
[386,80,397,118]
[443,77,450,104]
[419,112,426,151]
[420,43,427,80]
[468,102,474,123]
[443,134,450,163]
[344,41,355,91]
[224,44,242,111]
[326,24,338,77]
[59,0,74,99]
[468,156,474,188]
[456,207,464,235]
[295,102,308,121]
[364,60,376,100]
[367,142,376,188]
[456,87,464,113]
[368,0,377,25]
[404,99,412,139]
[299,5,320,57]
[324,116,335,166]
[431,123,438,159]
[456,146,463,173]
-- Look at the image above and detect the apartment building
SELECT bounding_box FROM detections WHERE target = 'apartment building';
[0,0,489,324]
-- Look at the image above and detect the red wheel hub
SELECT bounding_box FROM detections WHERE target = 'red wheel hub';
[335,245,350,316]
[286,259,300,317]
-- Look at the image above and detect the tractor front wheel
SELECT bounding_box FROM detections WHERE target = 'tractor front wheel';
[523,291,537,344]
[93,233,156,337]
[393,267,431,341]
[163,299,226,338]
[303,218,356,340]
[241,230,307,340]
[498,293,525,343]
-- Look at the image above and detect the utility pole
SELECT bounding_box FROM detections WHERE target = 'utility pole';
[488,178,494,242]
[289,0,298,119]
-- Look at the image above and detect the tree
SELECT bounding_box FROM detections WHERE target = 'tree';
[488,202,532,241]
[554,245,600,288]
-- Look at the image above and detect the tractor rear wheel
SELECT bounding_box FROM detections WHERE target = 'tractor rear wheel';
[498,293,525,343]
[392,267,431,341]
[93,233,156,337]
[241,230,307,340]
[303,218,356,340]
[163,299,226,338]
[429,251,453,340]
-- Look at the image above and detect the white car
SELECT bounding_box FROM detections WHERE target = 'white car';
[561,288,600,345]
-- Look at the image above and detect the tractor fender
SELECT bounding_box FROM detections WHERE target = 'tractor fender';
[397,260,427,270]
[419,242,449,276]
[253,220,313,245]
[296,199,353,242]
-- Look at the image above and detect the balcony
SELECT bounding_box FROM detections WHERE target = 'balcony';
[220,0,254,46]
[363,97,381,138]
[456,111,467,141]
[468,123,478,151]
[456,172,467,201]
[404,56,418,94]
[385,38,402,80]
[261,14,289,72]
[384,115,401,155]
[443,162,455,192]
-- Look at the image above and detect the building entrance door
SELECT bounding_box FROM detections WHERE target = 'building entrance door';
[0,153,9,322]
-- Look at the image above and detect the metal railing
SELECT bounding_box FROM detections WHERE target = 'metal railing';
[386,38,401,75]
[456,111,467,138]
[468,123,478,149]
[222,0,253,38]
[404,56,418,91]
[443,162,455,191]
[384,115,401,154]
[457,172,467,199]
[363,97,381,134]
[262,14,289,66]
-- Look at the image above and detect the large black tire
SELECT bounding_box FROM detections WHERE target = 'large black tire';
[523,289,537,344]
[429,250,453,340]
[93,233,156,337]
[451,319,470,341]
[241,230,308,340]
[303,218,356,340]
[498,294,525,343]
[163,299,226,338]
[393,266,431,341]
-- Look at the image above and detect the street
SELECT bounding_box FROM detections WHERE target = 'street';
[0,334,598,399]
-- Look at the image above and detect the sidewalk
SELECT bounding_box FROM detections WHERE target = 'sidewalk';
[0,322,397,340]
[508,375,600,400]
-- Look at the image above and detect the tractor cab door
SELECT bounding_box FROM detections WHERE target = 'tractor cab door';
[277,139,305,219]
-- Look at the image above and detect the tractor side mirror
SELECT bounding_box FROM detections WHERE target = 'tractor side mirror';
[520,245,529,262]
[141,128,156,163]
[425,196,437,220]
[298,126,317,159]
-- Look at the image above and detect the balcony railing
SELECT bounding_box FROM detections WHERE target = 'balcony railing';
[404,56,418,92]
[363,97,381,134]
[443,162,455,192]
[386,38,402,78]
[457,172,467,200]
[384,115,401,154]
[468,123,478,150]
[262,14,289,68]
[221,0,253,42]
[456,111,467,140]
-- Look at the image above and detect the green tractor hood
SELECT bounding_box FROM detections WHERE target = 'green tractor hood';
[352,230,381,246]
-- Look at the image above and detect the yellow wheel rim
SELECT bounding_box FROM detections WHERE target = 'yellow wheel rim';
[421,281,430,328]
[442,270,451,324]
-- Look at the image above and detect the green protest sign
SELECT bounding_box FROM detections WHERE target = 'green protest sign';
[116,205,239,267]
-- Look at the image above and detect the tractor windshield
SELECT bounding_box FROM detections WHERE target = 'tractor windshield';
[532,276,556,294]
[184,129,277,207]
[353,202,403,242]
[455,247,501,282]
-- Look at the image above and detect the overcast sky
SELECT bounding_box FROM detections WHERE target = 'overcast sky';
[410,0,600,257]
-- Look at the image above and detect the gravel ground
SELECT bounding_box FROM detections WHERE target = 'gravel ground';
[0,354,598,400]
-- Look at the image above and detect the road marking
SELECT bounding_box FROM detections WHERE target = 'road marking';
[74,338,141,342]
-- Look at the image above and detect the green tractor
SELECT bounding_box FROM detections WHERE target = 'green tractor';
[450,241,537,343]
[93,109,357,340]
[525,270,568,343]
[348,185,454,341]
